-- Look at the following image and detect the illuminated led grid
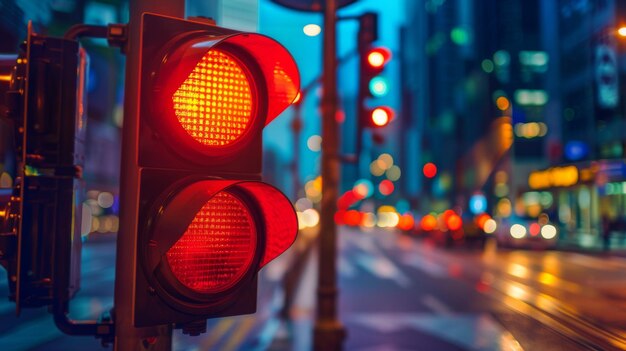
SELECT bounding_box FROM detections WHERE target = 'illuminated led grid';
[166,192,256,293]
[172,49,253,147]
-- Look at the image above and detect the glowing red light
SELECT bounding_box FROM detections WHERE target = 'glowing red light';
[397,214,415,231]
[165,192,256,293]
[476,213,491,229]
[366,47,391,68]
[420,214,437,231]
[379,179,394,196]
[172,49,253,147]
[344,210,362,226]
[446,214,462,231]
[334,210,346,225]
[423,162,437,178]
[529,223,540,236]
[370,107,393,127]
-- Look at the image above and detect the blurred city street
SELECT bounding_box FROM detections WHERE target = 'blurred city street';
[5,227,626,350]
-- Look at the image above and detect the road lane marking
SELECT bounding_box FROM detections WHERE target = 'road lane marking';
[349,312,524,351]
[339,256,356,278]
[195,318,236,350]
[355,253,411,288]
[222,316,256,351]
[248,316,281,351]
[399,253,448,278]
[422,295,452,315]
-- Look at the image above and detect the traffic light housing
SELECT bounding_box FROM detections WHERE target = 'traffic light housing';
[124,13,299,330]
[357,12,392,148]
[360,46,392,128]
[0,24,86,314]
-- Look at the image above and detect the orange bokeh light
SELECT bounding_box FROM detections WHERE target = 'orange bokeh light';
[397,214,415,231]
[496,96,510,111]
[420,214,437,231]
[446,214,462,231]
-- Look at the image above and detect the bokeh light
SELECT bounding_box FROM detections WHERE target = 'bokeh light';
[303,24,321,37]
[97,192,115,209]
[510,224,526,239]
[307,135,322,152]
[423,162,437,178]
[483,219,497,234]
[496,96,510,111]
[386,165,401,181]
[541,224,557,239]
[379,180,395,196]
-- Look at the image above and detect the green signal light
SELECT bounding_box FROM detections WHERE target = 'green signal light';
[369,76,389,97]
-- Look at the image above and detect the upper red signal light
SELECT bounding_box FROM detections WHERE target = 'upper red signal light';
[155,32,300,158]
[172,49,254,147]
[366,47,391,69]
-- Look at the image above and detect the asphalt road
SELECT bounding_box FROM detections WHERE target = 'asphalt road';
[3,227,626,350]
[328,227,626,350]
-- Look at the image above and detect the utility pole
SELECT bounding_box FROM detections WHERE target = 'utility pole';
[314,0,346,350]
[115,1,183,350]
[291,100,303,200]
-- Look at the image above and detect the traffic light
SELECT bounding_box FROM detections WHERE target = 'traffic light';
[360,46,392,128]
[123,13,300,332]
[0,24,87,315]
[357,11,392,156]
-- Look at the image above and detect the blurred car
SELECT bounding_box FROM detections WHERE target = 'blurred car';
[462,215,488,249]
[417,212,487,249]
[495,214,558,249]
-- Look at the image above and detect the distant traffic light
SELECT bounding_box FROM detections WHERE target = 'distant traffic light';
[368,106,394,127]
[364,47,391,74]
[122,14,299,333]
[361,46,391,104]
[357,10,392,162]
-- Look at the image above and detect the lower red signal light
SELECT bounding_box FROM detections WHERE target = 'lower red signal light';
[145,179,297,301]
[165,192,257,293]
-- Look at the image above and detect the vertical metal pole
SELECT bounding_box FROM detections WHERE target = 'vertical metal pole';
[314,0,346,350]
[291,102,302,200]
[114,1,183,351]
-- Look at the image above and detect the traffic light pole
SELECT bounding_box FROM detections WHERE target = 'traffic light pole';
[114,1,183,351]
[314,0,346,350]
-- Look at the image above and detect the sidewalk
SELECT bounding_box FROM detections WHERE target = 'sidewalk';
[556,231,626,256]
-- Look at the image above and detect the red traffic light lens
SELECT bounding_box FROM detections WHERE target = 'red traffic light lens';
[370,107,394,127]
[366,47,391,68]
[156,33,300,159]
[173,49,254,147]
[165,191,256,293]
[146,179,298,301]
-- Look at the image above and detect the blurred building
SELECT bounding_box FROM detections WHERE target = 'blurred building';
[401,0,626,249]
[531,0,626,248]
